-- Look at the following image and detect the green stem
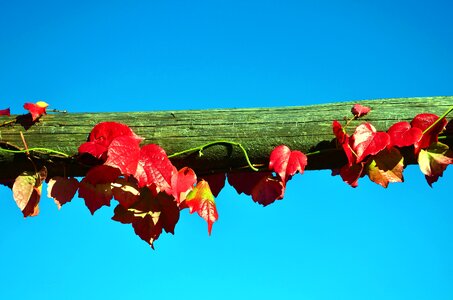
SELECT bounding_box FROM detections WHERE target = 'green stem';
[422,105,453,135]
[0,147,70,157]
[168,140,259,171]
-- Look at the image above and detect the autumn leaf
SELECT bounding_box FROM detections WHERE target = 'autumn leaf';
[351,104,371,118]
[333,120,354,166]
[366,147,404,188]
[269,145,307,183]
[351,122,390,163]
[185,180,218,235]
[78,165,120,214]
[23,101,48,121]
[0,108,10,116]
[111,178,141,209]
[112,189,180,248]
[228,171,284,206]
[170,167,197,205]
[105,137,175,192]
[200,172,226,197]
[387,122,423,148]
[334,163,365,188]
[78,121,142,160]
[47,177,79,209]
[12,167,47,217]
[417,142,453,186]
[411,113,447,154]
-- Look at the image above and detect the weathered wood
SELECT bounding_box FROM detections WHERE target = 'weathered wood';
[0,96,452,180]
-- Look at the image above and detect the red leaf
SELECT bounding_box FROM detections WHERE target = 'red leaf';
[351,104,371,118]
[251,176,284,206]
[104,135,141,176]
[269,145,307,183]
[387,122,423,148]
[200,173,226,197]
[47,177,79,209]
[78,165,120,214]
[0,108,10,116]
[78,122,142,160]
[333,120,354,166]
[228,171,284,206]
[185,180,218,235]
[411,113,447,153]
[112,189,180,248]
[336,163,365,188]
[111,178,141,208]
[351,122,390,163]
[170,167,197,205]
[417,142,453,186]
[135,144,175,192]
[23,101,48,121]
[366,147,404,188]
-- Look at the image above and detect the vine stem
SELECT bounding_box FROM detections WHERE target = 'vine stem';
[168,140,259,171]
[422,105,453,135]
[0,147,70,157]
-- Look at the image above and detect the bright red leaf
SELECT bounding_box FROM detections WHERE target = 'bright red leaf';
[0,108,10,116]
[78,121,142,160]
[351,104,371,118]
[366,147,404,188]
[411,113,447,153]
[417,142,453,186]
[23,101,48,121]
[47,177,79,209]
[333,120,354,166]
[185,180,218,235]
[387,121,423,148]
[351,122,390,163]
[269,145,307,184]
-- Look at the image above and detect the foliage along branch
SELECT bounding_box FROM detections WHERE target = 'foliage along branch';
[1,101,452,249]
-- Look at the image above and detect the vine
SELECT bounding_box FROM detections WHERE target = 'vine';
[1,101,452,249]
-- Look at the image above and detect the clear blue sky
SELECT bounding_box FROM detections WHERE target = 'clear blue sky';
[1,1,453,299]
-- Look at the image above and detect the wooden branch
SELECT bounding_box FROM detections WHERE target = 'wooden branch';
[1,96,452,180]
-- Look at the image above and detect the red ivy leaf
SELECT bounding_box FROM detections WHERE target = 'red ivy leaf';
[112,189,180,248]
[200,173,226,198]
[78,165,119,214]
[228,171,284,206]
[111,178,141,209]
[185,180,218,235]
[23,101,48,121]
[335,163,365,188]
[0,108,10,116]
[269,145,307,184]
[47,176,79,209]
[104,135,141,176]
[366,147,404,188]
[411,113,447,153]
[78,122,142,160]
[351,122,390,163]
[417,142,453,186]
[170,167,197,205]
[333,120,354,166]
[351,104,371,118]
[387,121,423,148]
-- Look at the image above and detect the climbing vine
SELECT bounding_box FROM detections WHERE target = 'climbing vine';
[1,102,452,248]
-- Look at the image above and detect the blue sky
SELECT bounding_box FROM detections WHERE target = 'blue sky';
[1,1,453,299]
